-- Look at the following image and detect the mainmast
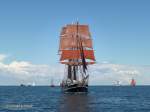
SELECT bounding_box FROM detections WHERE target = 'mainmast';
[76,22,87,74]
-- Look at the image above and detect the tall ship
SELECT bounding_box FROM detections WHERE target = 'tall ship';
[50,78,55,87]
[59,22,95,92]
[130,78,136,86]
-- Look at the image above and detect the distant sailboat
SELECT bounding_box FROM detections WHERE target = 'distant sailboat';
[130,78,136,86]
[50,78,55,87]
[114,80,121,86]
[26,82,35,87]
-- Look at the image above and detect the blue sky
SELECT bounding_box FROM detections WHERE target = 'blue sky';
[0,0,150,85]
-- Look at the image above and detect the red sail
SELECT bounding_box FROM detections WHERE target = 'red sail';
[60,50,95,61]
[61,62,95,65]
[59,23,96,65]
[66,25,91,37]
[130,78,136,86]
[59,37,92,50]
[60,25,91,38]
[59,24,93,50]
[60,27,67,36]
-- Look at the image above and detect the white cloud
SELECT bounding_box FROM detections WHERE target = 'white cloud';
[89,63,150,85]
[0,61,65,85]
[0,55,64,85]
[0,54,150,85]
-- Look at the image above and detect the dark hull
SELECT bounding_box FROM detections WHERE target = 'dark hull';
[63,85,88,93]
[50,85,55,87]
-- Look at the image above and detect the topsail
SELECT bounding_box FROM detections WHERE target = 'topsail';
[59,25,93,50]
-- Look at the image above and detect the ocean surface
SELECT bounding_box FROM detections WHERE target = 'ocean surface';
[0,86,150,112]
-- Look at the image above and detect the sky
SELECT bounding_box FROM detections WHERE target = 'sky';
[0,0,150,85]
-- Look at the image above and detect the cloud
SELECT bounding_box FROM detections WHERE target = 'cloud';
[89,63,150,85]
[0,61,65,85]
[0,54,7,62]
[0,55,64,85]
[0,54,150,85]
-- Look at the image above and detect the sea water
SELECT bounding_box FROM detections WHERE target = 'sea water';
[0,86,150,112]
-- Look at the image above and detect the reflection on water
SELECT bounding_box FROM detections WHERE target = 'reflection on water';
[58,93,90,112]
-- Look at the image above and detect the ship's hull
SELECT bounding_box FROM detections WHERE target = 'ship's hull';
[62,84,88,93]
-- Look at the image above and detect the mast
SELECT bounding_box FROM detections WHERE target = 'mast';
[67,65,72,79]
[50,78,54,87]
[76,21,87,74]
[73,66,77,80]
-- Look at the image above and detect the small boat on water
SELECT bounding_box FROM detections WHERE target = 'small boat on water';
[130,78,136,86]
[114,80,122,86]
[20,82,35,87]
[20,84,26,87]
[58,22,96,92]
[50,78,55,87]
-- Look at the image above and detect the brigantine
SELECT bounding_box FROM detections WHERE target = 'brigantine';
[59,22,95,92]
